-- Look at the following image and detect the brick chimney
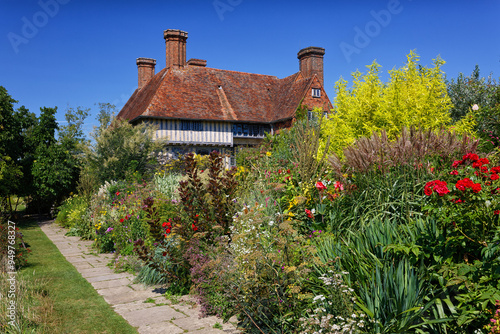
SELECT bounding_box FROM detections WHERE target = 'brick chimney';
[297,46,325,86]
[136,57,156,89]
[164,29,188,69]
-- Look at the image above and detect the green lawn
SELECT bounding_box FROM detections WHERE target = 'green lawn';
[7,217,138,334]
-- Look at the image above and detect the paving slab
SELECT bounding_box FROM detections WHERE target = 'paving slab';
[91,277,133,290]
[138,322,184,334]
[79,267,115,278]
[112,300,159,314]
[86,272,133,283]
[102,289,160,305]
[120,305,186,327]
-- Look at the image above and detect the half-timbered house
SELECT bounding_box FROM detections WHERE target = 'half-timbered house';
[117,29,332,163]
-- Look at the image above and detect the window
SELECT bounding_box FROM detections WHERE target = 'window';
[307,110,314,121]
[312,88,321,98]
[181,121,203,131]
[232,123,271,137]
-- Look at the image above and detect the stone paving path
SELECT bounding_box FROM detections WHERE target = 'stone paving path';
[38,219,240,334]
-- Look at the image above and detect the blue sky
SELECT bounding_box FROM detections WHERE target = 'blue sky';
[1,0,499,136]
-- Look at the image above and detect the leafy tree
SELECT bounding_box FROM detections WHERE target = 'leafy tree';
[447,65,499,122]
[321,51,474,158]
[0,86,19,160]
[86,105,161,184]
[29,106,89,213]
[0,87,23,214]
[447,66,500,151]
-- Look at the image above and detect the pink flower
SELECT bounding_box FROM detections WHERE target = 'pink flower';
[334,181,344,191]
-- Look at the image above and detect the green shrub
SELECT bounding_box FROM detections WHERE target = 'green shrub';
[226,203,316,333]
[55,194,88,229]
[153,171,181,200]
[86,117,161,184]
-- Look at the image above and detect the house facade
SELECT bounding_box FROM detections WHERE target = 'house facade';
[117,29,332,162]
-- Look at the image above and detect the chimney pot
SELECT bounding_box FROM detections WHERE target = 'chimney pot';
[164,29,188,69]
[187,58,207,67]
[136,57,156,89]
[297,46,325,86]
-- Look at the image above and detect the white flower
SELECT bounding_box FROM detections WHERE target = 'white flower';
[313,295,326,302]
[269,221,274,226]
[472,104,479,111]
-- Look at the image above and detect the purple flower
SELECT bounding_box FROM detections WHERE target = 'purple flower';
[105,227,114,233]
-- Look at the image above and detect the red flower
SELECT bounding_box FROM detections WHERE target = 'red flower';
[120,218,124,223]
[424,180,450,196]
[192,224,198,231]
[472,161,482,168]
[452,160,462,168]
[456,178,482,193]
[166,229,171,234]
[424,186,433,196]
[456,178,473,191]
[450,170,459,176]
[491,166,500,174]
[287,169,291,174]
[495,210,500,215]
[116,191,120,196]
[463,153,479,162]
[305,209,314,219]
[162,222,168,228]
[316,182,327,191]
[162,252,167,256]
[491,174,499,181]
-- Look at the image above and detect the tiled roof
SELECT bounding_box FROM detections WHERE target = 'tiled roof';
[118,66,328,124]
